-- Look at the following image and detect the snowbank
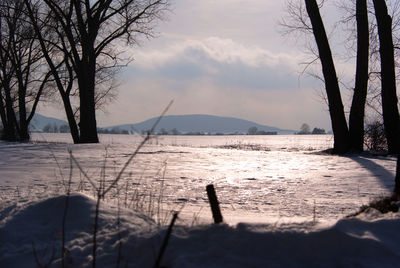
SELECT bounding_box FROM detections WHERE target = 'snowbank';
[1,193,399,267]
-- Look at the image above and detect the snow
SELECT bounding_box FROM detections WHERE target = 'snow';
[1,134,399,267]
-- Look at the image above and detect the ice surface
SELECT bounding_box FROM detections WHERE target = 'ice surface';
[0,134,396,224]
[0,134,399,266]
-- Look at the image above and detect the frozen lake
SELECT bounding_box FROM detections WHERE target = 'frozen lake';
[0,133,397,225]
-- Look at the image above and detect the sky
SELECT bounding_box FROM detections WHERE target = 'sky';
[39,0,343,131]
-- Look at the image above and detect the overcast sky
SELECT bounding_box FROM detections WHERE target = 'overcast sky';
[40,0,342,131]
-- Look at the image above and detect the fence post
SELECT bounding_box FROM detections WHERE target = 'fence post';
[206,184,223,224]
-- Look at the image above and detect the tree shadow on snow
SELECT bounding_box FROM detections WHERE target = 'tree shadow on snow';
[347,154,396,191]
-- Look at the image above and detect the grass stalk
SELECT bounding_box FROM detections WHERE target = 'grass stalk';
[116,184,123,268]
[61,151,74,267]
[92,191,102,268]
[153,212,178,268]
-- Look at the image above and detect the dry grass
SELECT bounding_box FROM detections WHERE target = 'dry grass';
[348,193,400,217]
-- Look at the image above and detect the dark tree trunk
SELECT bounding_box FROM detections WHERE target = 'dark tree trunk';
[305,0,350,154]
[77,54,99,143]
[61,93,80,144]
[78,81,98,143]
[395,154,400,195]
[0,98,15,141]
[0,86,10,140]
[0,93,7,133]
[373,0,400,154]
[17,72,29,141]
[349,0,369,152]
[3,80,19,141]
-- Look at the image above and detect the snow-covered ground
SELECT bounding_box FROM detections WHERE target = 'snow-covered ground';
[1,134,399,267]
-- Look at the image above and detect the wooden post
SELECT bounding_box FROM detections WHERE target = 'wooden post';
[206,184,223,224]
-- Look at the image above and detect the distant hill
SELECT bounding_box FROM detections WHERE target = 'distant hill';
[30,114,68,132]
[28,113,295,134]
[103,114,295,135]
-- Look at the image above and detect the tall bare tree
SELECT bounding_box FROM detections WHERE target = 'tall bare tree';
[349,0,370,151]
[0,0,50,141]
[372,0,400,154]
[24,0,168,143]
[0,2,19,141]
[304,0,351,153]
[281,0,372,153]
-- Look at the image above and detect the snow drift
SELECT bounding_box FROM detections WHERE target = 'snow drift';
[1,193,399,267]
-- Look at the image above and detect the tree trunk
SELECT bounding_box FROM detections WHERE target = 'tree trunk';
[4,81,19,141]
[0,97,12,141]
[395,154,400,195]
[373,0,400,154]
[305,0,350,154]
[61,93,80,144]
[0,93,7,133]
[17,76,30,141]
[77,58,99,143]
[349,0,369,152]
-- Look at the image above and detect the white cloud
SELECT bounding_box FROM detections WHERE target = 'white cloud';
[122,36,316,93]
[133,37,302,70]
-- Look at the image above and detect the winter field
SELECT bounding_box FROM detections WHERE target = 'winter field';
[0,133,399,267]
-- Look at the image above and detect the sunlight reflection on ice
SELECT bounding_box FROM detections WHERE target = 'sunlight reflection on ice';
[0,133,396,225]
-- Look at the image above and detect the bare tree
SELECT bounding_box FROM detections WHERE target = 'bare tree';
[304,0,351,153]
[24,0,168,143]
[299,123,311,134]
[372,0,400,154]
[281,0,372,153]
[0,0,50,141]
[0,2,19,141]
[349,0,369,152]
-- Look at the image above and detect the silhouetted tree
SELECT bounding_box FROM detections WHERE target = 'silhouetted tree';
[59,124,70,133]
[349,0,369,152]
[171,128,180,135]
[0,11,18,141]
[312,127,325,134]
[248,126,258,135]
[24,0,168,143]
[43,122,58,133]
[159,128,168,135]
[364,120,387,152]
[299,123,311,134]
[0,0,50,141]
[305,0,351,153]
[372,0,400,154]
[281,1,375,153]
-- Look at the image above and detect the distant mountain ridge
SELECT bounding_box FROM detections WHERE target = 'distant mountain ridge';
[104,114,295,135]
[30,113,295,134]
[30,114,68,132]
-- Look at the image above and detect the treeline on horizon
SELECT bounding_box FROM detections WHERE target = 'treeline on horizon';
[33,123,328,136]
[31,124,280,136]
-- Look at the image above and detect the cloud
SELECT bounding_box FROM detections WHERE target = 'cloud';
[134,37,299,68]
[123,37,313,91]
